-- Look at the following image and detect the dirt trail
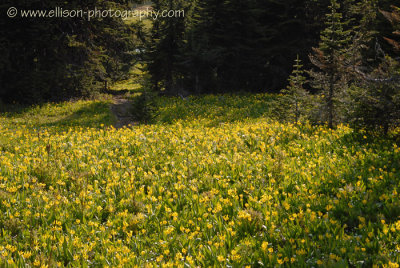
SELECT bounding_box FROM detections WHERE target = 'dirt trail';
[110,96,137,128]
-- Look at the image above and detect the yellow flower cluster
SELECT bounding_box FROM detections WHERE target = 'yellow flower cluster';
[0,95,399,266]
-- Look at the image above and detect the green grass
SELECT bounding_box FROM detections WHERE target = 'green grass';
[0,99,116,130]
[109,65,146,92]
[123,4,153,30]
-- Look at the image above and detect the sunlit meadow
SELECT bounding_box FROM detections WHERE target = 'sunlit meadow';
[0,94,399,267]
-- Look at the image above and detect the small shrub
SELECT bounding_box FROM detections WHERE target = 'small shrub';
[276,56,311,124]
[130,90,158,123]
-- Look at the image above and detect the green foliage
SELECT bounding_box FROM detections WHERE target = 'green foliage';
[0,99,115,130]
[342,0,379,76]
[309,0,353,128]
[131,90,158,123]
[148,0,331,94]
[348,82,400,134]
[319,0,353,57]
[308,0,400,134]
[346,5,400,134]
[110,64,147,92]
[0,0,140,104]
[279,55,310,124]
[147,0,189,94]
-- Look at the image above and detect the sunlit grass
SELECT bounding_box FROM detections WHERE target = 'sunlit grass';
[0,99,116,130]
[123,4,153,30]
[109,65,146,92]
[155,93,279,126]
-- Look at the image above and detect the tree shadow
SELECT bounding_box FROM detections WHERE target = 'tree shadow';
[41,102,115,128]
[103,89,130,96]
[1,101,115,129]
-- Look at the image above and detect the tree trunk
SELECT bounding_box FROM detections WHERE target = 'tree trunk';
[328,73,334,129]
[195,72,200,94]
[165,60,174,95]
[384,122,389,135]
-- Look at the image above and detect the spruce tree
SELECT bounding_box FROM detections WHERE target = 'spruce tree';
[309,0,352,129]
[347,5,400,134]
[380,5,400,52]
[0,0,138,103]
[280,55,309,124]
[176,0,330,94]
[147,0,189,95]
[178,0,226,94]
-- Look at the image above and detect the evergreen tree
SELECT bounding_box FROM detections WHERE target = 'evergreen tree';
[154,0,331,94]
[213,0,266,92]
[380,5,400,52]
[179,0,264,93]
[181,0,226,94]
[344,0,378,76]
[259,0,330,92]
[347,5,400,134]
[279,56,309,124]
[348,58,400,134]
[309,0,352,128]
[147,0,189,95]
[0,0,138,104]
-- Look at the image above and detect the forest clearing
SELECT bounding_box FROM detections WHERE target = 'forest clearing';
[1,0,400,267]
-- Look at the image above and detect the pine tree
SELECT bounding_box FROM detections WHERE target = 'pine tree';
[0,0,138,103]
[280,56,309,124]
[380,5,400,52]
[182,0,264,93]
[147,0,189,95]
[309,0,352,128]
[177,0,226,94]
[179,0,330,94]
[344,0,378,76]
[347,5,400,134]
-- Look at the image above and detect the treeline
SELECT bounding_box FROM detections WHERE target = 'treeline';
[1,0,399,132]
[279,1,399,133]
[148,0,329,94]
[147,0,396,94]
[148,0,399,132]
[0,0,143,104]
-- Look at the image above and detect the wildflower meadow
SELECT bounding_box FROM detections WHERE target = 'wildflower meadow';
[0,94,399,267]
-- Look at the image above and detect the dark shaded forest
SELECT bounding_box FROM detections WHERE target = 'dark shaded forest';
[0,0,399,131]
